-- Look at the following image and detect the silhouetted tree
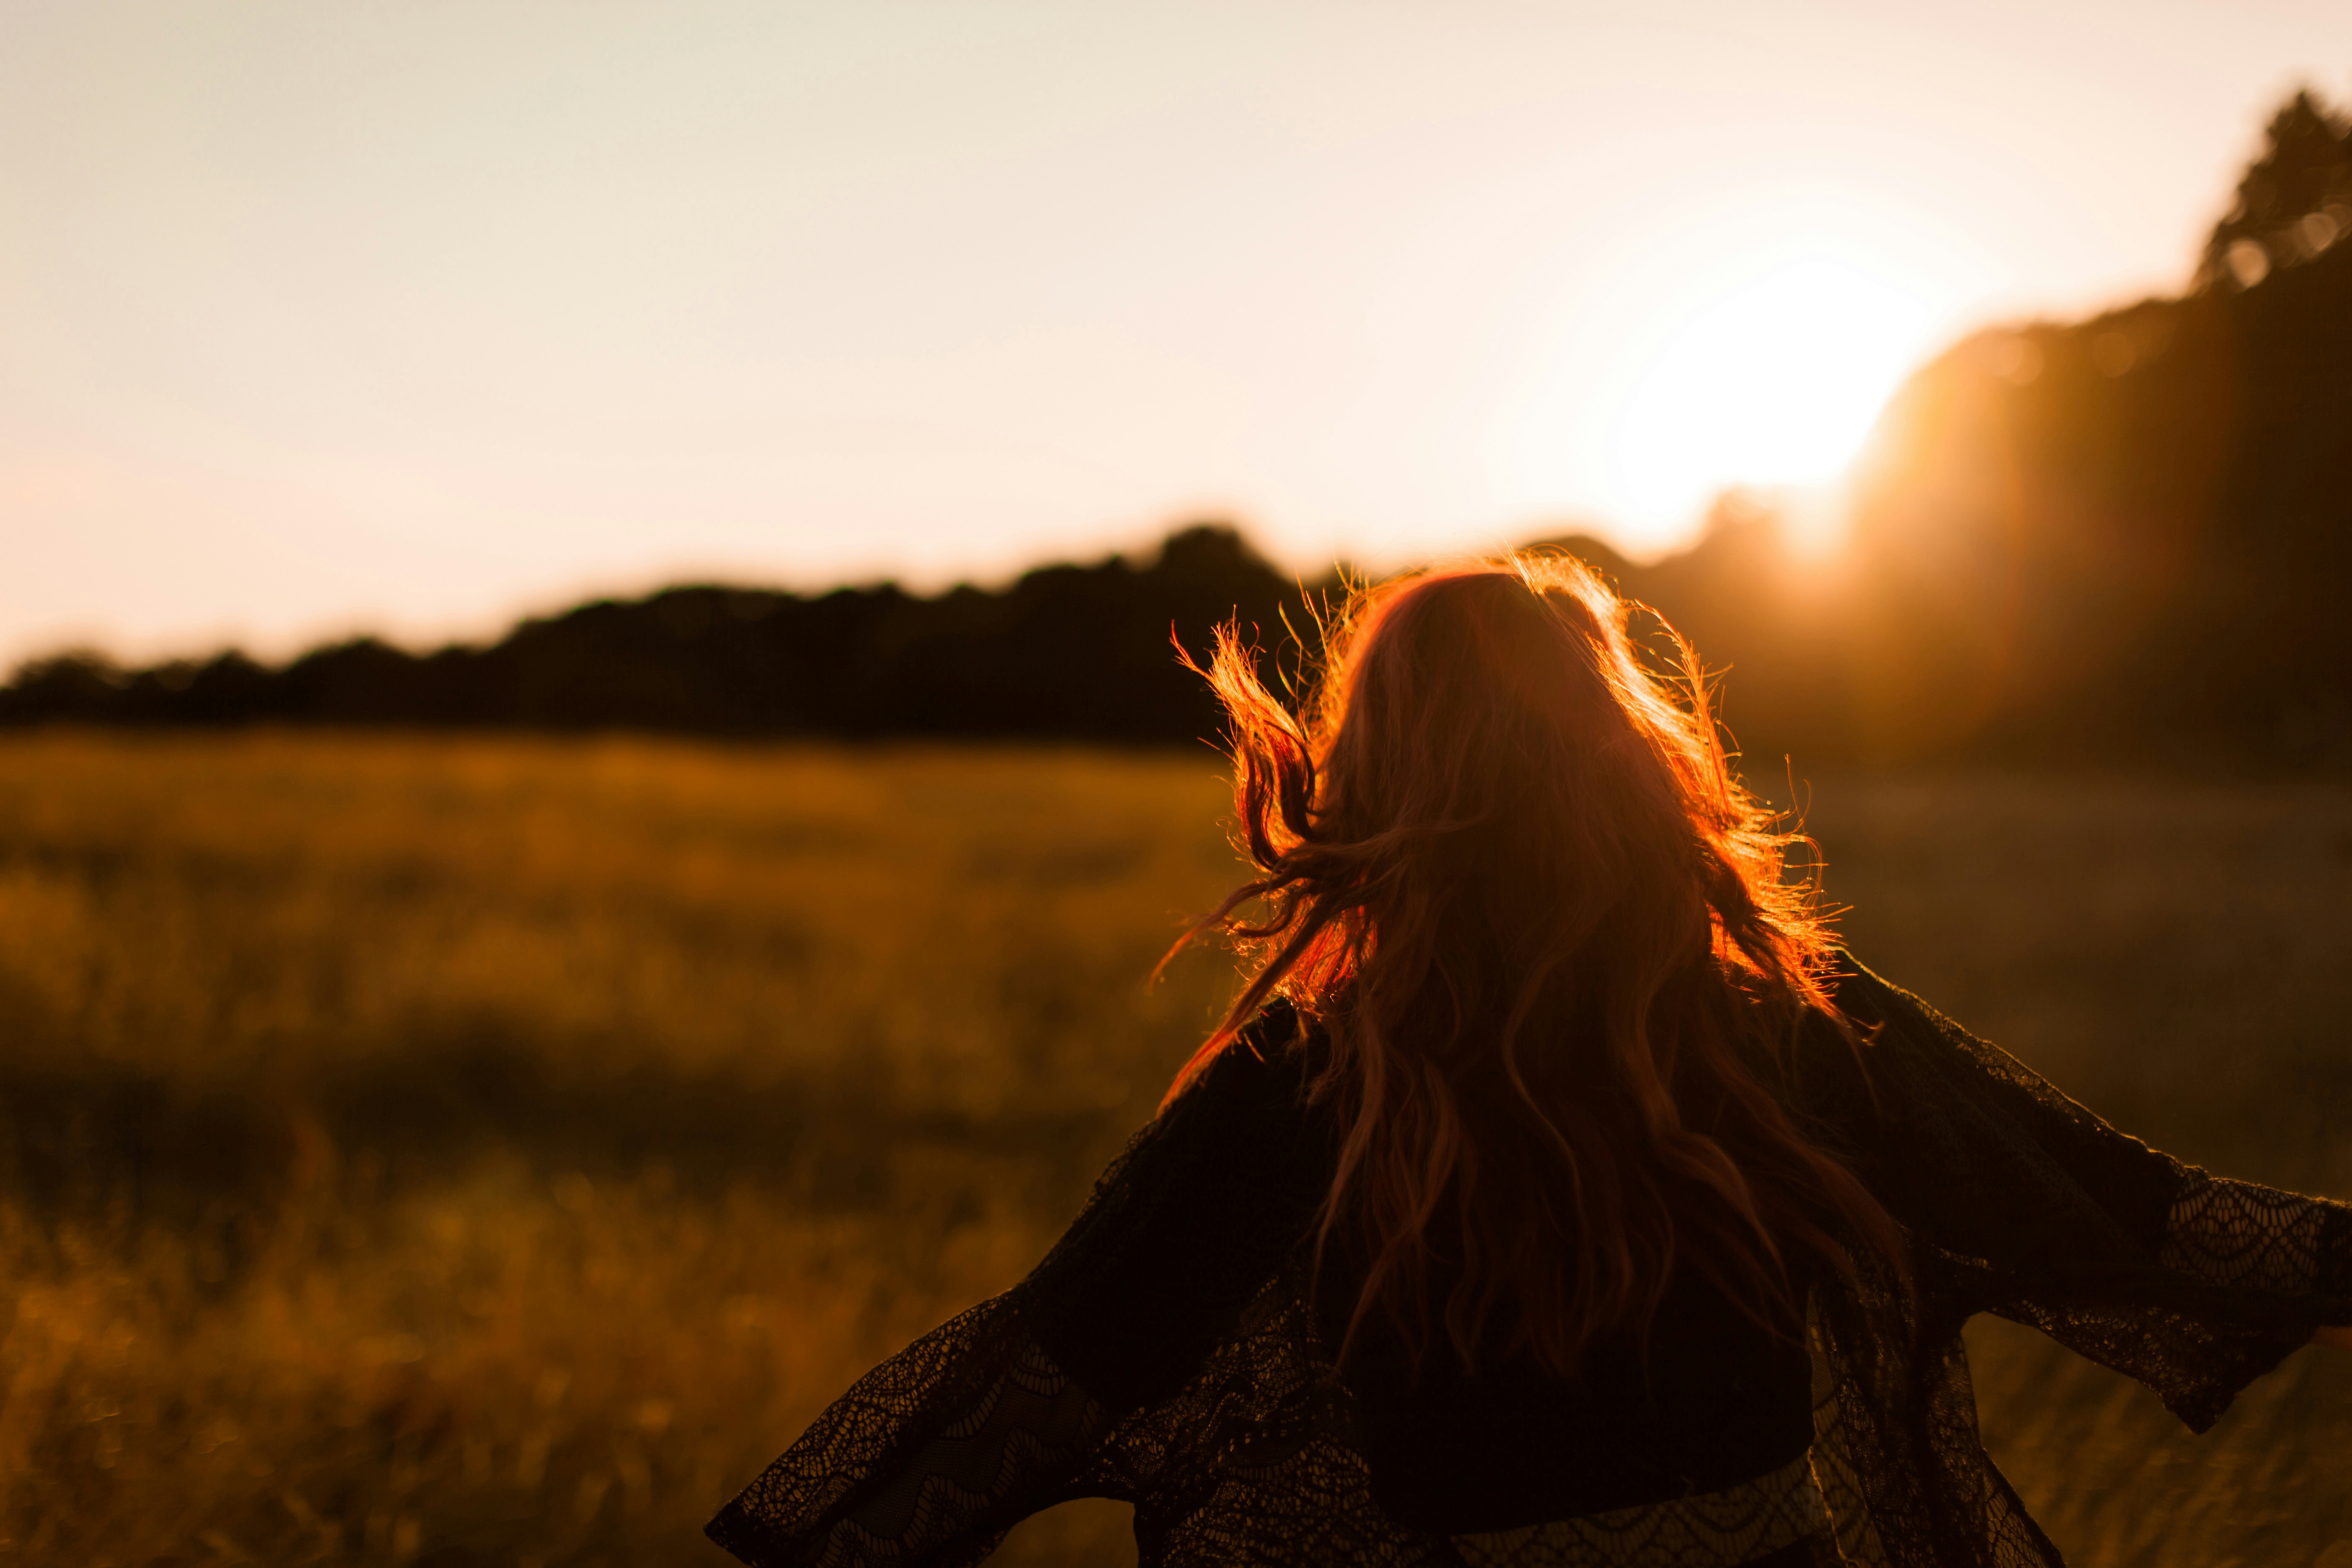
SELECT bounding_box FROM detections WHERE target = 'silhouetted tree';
[2200,88,2352,291]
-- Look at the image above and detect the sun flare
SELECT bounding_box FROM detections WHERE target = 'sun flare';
[1498,193,1970,555]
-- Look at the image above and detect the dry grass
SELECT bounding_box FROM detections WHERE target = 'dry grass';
[0,732,2347,1565]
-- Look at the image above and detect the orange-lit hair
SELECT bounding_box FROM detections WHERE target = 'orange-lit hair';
[1166,554,1905,1375]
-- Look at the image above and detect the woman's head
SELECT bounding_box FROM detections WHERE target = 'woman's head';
[1171,554,1902,1374]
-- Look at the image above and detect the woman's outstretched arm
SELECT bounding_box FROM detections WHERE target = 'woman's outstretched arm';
[1816,959,2352,1430]
[706,1296,1112,1568]
[708,1005,1325,1568]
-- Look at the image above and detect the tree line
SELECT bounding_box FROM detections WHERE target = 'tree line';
[9,88,2350,769]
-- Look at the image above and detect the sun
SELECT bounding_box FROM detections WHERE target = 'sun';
[1496,192,1970,556]
[1608,256,1937,534]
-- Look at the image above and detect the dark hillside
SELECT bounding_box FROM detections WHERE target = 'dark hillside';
[1,526,1323,745]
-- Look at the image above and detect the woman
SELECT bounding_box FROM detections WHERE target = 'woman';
[708,556,2352,1568]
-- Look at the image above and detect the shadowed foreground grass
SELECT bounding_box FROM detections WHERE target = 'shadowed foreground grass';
[0,733,2347,1565]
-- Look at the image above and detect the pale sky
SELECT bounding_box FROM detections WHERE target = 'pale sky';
[5,0,2349,666]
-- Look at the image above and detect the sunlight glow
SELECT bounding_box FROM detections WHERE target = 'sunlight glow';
[1610,259,1929,517]
[1496,188,1973,554]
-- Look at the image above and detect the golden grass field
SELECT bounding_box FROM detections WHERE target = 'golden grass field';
[0,731,2347,1566]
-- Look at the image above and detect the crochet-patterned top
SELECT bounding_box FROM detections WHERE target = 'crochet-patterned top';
[706,959,2352,1567]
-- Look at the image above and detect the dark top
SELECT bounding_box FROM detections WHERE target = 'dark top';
[1029,1013,1818,1532]
[1341,1260,1818,1533]
[706,958,2352,1568]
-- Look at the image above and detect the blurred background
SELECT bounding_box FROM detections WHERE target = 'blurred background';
[4,3,2352,1564]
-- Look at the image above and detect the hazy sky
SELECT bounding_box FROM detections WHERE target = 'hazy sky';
[6,1,2349,665]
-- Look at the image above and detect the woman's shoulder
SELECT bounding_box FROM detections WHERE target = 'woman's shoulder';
[1803,950,2171,1184]
[1820,950,1936,1032]
[1779,952,1975,1135]
[1817,952,2063,1094]
[1176,996,1327,1111]
[1804,950,1989,1075]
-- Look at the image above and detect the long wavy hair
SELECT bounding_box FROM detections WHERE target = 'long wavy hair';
[1163,554,1906,1377]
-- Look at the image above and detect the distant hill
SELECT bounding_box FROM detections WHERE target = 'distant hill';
[9,87,2350,769]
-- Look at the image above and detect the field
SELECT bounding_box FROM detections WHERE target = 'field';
[0,731,2348,1566]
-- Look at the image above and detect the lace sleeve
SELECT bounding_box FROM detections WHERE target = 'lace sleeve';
[2159,1172,2352,1299]
[705,1293,1115,1568]
[708,1008,1325,1567]
[1820,961,2352,1432]
[1990,1169,2352,1432]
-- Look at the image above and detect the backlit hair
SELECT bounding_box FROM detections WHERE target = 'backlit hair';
[1166,554,1906,1375]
